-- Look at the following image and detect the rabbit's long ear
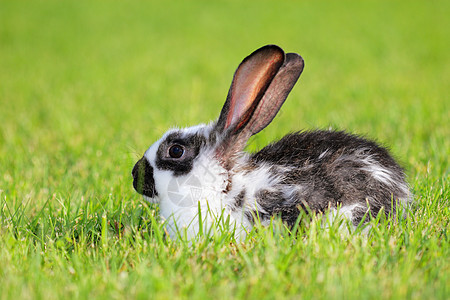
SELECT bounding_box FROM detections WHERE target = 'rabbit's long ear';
[214,45,304,164]
[216,45,285,134]
[243,52,304,135]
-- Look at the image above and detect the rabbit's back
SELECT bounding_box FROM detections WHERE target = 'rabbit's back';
[247,130,410,226]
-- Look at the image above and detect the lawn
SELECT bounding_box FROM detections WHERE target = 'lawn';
[0,0,448,299]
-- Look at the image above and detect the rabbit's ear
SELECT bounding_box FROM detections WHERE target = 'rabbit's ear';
[216,45,285,134]
[244,52,304,135]
[217,46,304,137]
[214,45,304,167]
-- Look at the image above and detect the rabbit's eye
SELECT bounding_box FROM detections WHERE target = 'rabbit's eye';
[168,144,184,158]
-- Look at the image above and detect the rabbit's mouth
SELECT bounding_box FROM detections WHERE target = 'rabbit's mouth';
[132,157,158,198]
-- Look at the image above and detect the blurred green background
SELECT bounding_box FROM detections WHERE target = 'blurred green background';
[0,0,448,298]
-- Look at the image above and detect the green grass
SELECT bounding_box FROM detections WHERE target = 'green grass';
[0,0,448,299]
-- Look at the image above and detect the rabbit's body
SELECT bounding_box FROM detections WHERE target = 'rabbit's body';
[245,130,410,226]
[132,45,411,239]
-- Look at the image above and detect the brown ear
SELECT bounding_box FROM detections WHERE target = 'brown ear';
[216,45,285,134]
[214,46,304,168]
[244,52,304,135]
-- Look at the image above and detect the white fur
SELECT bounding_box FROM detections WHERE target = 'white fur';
[335,149,395,188]
[359,156,411,207]
[334,149,395,186]
[327,203,362,222]
[360,156,395,186]
[318,149,330,159]
[325,203,370,234]
[157,149,229,238]
[229,163,282,213]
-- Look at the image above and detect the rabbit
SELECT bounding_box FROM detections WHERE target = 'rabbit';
[132,45,411,239]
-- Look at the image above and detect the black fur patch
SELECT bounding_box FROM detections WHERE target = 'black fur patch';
[132,157,158,197]
[252,131,400,168]
[248,130,408,226]
[230,190,246,211]
[155,131,207,176]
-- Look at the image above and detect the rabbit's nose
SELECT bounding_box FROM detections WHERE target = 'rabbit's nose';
[132,157,158,197]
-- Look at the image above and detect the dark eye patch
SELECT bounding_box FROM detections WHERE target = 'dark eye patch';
[155,132,207,176]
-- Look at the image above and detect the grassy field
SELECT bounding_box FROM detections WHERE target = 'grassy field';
[0,0,448,299]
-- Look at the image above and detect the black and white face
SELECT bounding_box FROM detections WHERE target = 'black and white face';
[132,124,230,239]
[132,124,217,203]
[153,130,207,176]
